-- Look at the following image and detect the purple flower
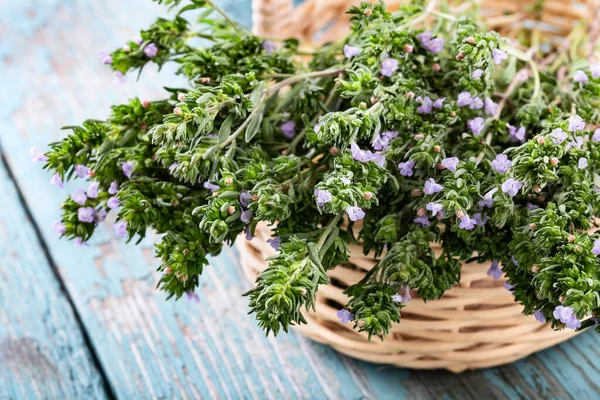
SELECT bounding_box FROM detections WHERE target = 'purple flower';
[417,96,433,114]
[50,173,64,188]
[96,209,107,223]
[591,63,600,79]
[71,188,87,205]
[280,121,296,138]
[392,293,404,303]
[426,202,443,216]
[484,98,498,116]
[340,177,351,185]
[578,157,588,169]
[107,196,119,209]
[74,164,89,178]
[392,286,412,304]
[417,31,433,44]
[511,256,519,266]
[473,213,488,226]
[343,44,361,58]
[371,153,386,167]
[245,225,254,241]
[314,189,333,206]
[508,125,526,142]
[568,115,585,132]
[382,130,399,140]
[186,291,200,303]
[122,161,134,178]
[143,43,158,58]
[203,181,220,192]
[566,136,584,151]
[106,182,118,195]
[337,309,353,324]
[52,221,66,234]
[424,178,443,195]
[424,38,444,54]
[433,98,446,109]
[398,160,415,177]
[479,188,497,208]
[457,92,473,107]
[346,206,365,221]
[113,221,128,237]
[492,49,507,65]
[239,191,252,208]
[372,132,391,151]
[486,260,502,279]
[113,71,125,84]
[501,178,522,197]
[573,70,588,83]
[459,214,476,230]
[350,143,371,162]
[441,157,459,172]
[262,40,276,54]
[169,162,178,173]
[74,237,88,248]
[468,117,485,136]
[472,69,484,79]
[381,57,399,77]
[313,123,322,134]
[551,128,568,143]
[98,51,112,64]
[29,146,48,162]
[592,239,600,255]
[134,38,143,46]
[491,154,512,174]
[469,96,483,110]
[78,207,96,223]
[504,282,515,292]
[593,128,600,142]
[267,237,281,250]
[553,306,581,330]
[87,181,100,198]
[413,215,430,227]
[240,210,253,224]
[534,310,546,323]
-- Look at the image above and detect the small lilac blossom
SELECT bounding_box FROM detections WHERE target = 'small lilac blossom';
[262,40,276,54]
[245,225,253,241]
[534,310,546,323]
[337,309,353,324]
[52,221,66,234]
[433,97,446,109]
[492,49,507,64]
[203,181,220,192]
[484,98,498,116]
[78,207,96,223]
[424,38,444,54]
[578,157,588,169]
[341,177,351,185]
[426,202,443,217]
[467,117,485,136]
[113,71,125,84]
[280,120,296,138]
[457,92,473,107]
[98,51,112,64]
[314,189,332,206]
[29,146,48,162]
[479,188,497,208]
[50,173,64,188]
[504,282,515,292]
[508,125,526,142]
[169,162,178,173]
[381,57,398,77]
[343,44,361,58]
[350,143,371,163]
[134,38,143,45]
[573,70,588,83]
[240,210,253,224]
[399,285,412,303]
[122,161,134,178]
[511,256,519,266]
[487,260,502,279]
[346,206,365,221]
[417,31,433,44]
[551,128,568,143]
[491,154,512,174]
[74,237,88,248]
[143,43,158,58]
[96,209,107,223]
[382,130,398,140]
[472,69,484,79]
[553,306,581,330]
[591,63,600,79]
[527,202,539,211]
[501,178,522,197]
[372,133,389,151]
[473,213,488,226]
[313,123,322,133]
[108,181,119,195]
[239,191,252,208]
[74,164,89,178]
[417,96,433,114]
[267,237,281,250]
[113,221,128,237]
[469,96,483,110]
[398,160,415,177]
[592,239,600,255]
[441,157,459,172]
[87,181,100,198]
[566,136,584,151]
[107,196,119,209]
[424,178,443,195]
[413,215,430,227]
[186,291,200,303]
[593,128,600,142]
[370,152,386,167]
[392,293,403,303]
[459,214,476,230]
[568,115,585,131]
[71,188,87,205]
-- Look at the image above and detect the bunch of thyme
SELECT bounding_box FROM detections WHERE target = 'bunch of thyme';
[33,0,600,339]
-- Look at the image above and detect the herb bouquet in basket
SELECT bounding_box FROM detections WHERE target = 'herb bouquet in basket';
[34,0,600,371]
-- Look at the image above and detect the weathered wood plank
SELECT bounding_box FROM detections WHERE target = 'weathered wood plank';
[0,156,109,399]
[4,0,600,399]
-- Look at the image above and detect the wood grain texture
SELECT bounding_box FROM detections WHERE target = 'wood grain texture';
[0,156,108,399]
[3,0,600,398]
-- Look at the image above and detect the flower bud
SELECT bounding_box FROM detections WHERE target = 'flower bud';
[529,223,536,230]
[550,157,559,166]
[164,267,173,274]
[466,36,476,44]
[575,245,582,252]
[533,185,541,193]
[531,265,540,273]
[183,248,190,255]
[227,206,235,215]
[370,96,378,104]
[414,133,425,140]
[142,99,150,108]
[173,107,182,115]
[560,295,566,303]
[417,208,426,216]
[405,91,415,99]
[364,192,373,200]
[178,93,186,102]
[536,136,546,145]
[123,44,131,52]
[536,196,545,203]
[172,200,179,207]
[456,52,465,61]
[455,210,465,219]
[357,320,365,327]
[198,77,211,84]
[433,145,441,153]
[568,234,575,243]
[364,8,372,16]
[299,288,307,295]
[89,170,96,178]
[329,147,339,156]
[411,188,422,197]
[403,44,414,53]
[450,111,456,117]
[141,123,148,131]
[225,177,233,185]
[359,101,367,110]
[432,63,441,72]
[252,195,259,201]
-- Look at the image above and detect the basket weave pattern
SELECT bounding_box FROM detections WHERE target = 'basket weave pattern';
[242,0,598,372]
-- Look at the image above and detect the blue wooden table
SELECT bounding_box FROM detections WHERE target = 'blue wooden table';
[2,1,600,399]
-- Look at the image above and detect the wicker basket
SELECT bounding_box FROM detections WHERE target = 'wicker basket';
[239,0,599,372]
